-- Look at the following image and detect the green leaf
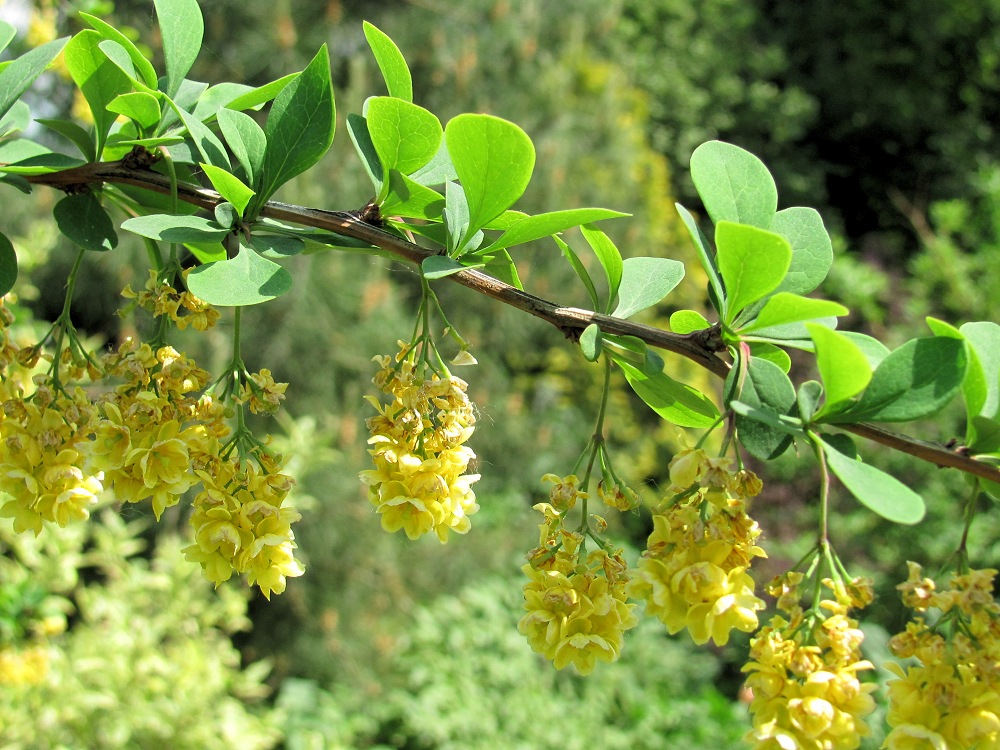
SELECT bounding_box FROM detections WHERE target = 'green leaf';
[741,292,847,333]
[580,324,602,362]
[380,172,445,220]
[0,139,84,174]
[97,39,142,87]
[445,113,535,249]
[367,97,442,193]
[676,202,725,316]
[217,109,266,187]
[183,241,226,264]
[363,21,413,102]
[835,337,967,423]
[714,221,791,324]
[614,355,720,428]
[807,324,872,416]
[554,236,600,311]
[153,0,203,98]
[186,245,291,306]
[961,321,1000,420]
[200,163,254,216]
[729,400,803,436]
[224,74,297,112]
[444,180,471,254]
[422,255,480,279]
[928,318,1000,449]
[0,22,15,54]
[53,193,117,252]
[250,234,305,259]
[749,341,791,373]
[769,207,834,295]
[409,140,457,186]
[0,231,16,296]
[731,356,796,459]
[255,46,336,211]
[0,36,67,122]
[35,120,96,161]
[482,249,522,289]
[174,106,230,169]
[347,113,383,191]
[690,141,777,229]
[482,208,628,254]
[0,174,31,194]
[108,92,161,130]
[0,100,29,138]
[821,438,925,524]
[796,381,824,422]
[612,257,685,319]
[121,214,229,243]
[580,225,622,313]
[63,30,131,153]
[79,12,158,89]
[839,331,890,369]
[670,309,711,334]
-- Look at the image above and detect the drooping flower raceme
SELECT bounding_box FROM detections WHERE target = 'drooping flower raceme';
[359,342,480,543]
[627,448,766,646]
[743,574,878,750]
[183,453,304,599]
[883,563,1000,750]
[518,501,638,674]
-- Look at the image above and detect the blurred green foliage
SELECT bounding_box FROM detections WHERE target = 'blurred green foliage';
[0,507,278,749]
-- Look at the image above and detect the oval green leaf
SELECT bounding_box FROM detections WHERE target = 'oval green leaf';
[367,97,442,185]
[614,356,720,428]
[121,214,229,243]
[445,113,535,249]
[742,292,848,334]
[690,140,777,229]
[53,193,118,252]
[612,257,685,319]
[185,245,292,306]
[715,221,791,324]
[821,438,925,524]
[0,231,17,295]
[363,21,413,102]
[482,208,629,254]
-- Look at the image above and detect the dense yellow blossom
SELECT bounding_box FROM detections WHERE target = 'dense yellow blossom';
[743,575,877,750]
[0,384,103,535]
[628,448,766,646]
[183,455,304,599]
[519,521,637,674]
[359,342,480,542]
[883,564,1000,750]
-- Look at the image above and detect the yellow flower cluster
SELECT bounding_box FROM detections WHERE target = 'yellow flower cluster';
[359,342,480,543]
[883,563,1000,750]
[0,293,302,597]
[518,501,638,674]
[743,574,877,750]
[121,268,220,331]
[90,340,224,520]
[183,454,304,600]
[0,382,103,535]
[627,448,766,646]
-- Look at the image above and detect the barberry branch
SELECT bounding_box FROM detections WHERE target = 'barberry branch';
[24,157,1000,485]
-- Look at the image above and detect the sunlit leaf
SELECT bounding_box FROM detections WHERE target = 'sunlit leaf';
[185,245,292,306]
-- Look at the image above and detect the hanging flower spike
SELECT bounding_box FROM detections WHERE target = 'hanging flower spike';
[628,448,766,646]
[883,563,1000,750]
[518,510,637,674]
[743,574,877,750]
[360,340,480,543]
